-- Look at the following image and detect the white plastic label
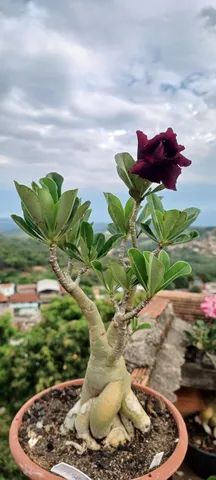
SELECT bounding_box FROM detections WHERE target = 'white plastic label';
[149,451,164,469]
[51,462,92,480]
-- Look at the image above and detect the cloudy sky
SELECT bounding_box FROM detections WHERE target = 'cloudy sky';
[0,0,216,225]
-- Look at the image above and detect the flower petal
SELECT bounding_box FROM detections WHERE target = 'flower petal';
[160,163,182,190]
[130,162,162,184]
[136,130,148,158]
[177,154,192,167]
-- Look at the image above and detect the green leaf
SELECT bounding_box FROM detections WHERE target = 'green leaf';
[21,202,45,238]
[92,260,104,272]
[147,253,165,296]
[161,210,183,240]
[109,261,128,288]
[140,222,157,241]
[147,194,164,240]
[11,215,44,241]
[103,268,117,292]
[65,243,83,262]
[128,248,148,289]
[38,187,56,232]
[79,237,91,264]
[137,204,151,223]
[80,222,94,251]
[97,234,122,258]
[115,152,151,199]
[55,189,78,236]
[172,230,199,244]
[158,250,170,271]
[183,207,200,226]
[161,261,192,290]
[104,193,125,233]
[166,210,188,240]
[39,177,58,203]
[14,182,46,232]
[72,201,91,225]
[132,322,151,333]
[124,197,135,231]
[93,233,105,252]
[107,222,119,235]
[46,172,64,198]
[151,184,165,194]
[147,193,164,212]
[31,181,40,194]
[115,152,135,190]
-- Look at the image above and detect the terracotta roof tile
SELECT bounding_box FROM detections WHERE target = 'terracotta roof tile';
[156,290,204,322]
[139,297,169,319]
[0,293,8,303]
[131,367,150,386]
[17,284,36,292]
[9,293,39,303]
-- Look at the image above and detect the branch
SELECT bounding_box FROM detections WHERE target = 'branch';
[124,298,150,321]
[74,266,88,285]
[118,237,128,268]
[153,244,163,257]
[49,244,109,354]
[107,312,129,363]
[107,296,150,362]
[129,200,140,248]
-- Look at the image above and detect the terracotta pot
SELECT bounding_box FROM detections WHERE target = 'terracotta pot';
[186,442,216,478]
[9,379,188,480]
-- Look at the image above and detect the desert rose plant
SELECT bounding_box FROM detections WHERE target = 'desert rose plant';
[12,128,200,451]
[186,296,216,354]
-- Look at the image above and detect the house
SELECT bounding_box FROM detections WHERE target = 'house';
[16,284,36,294]
[9,292,39,317]
[0,293,9,313]
[0,283,15,297]
[37,279,60,302]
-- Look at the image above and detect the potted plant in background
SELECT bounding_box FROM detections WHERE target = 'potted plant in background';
[184,295,216,478]
[185,295,216,371]
[9,128,199,480]
[186,398,216,478]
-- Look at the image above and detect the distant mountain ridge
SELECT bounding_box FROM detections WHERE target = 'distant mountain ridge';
[0,218,107,236]
[0,217,215,238]
[0,217,18,234]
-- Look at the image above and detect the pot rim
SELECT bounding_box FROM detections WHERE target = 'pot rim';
[9,379,188,480]
[188,441,216,458]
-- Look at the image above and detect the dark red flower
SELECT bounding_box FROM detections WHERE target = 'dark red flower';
[130,128,191,190]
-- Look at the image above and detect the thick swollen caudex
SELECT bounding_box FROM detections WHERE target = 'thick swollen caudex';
[50,244,151,449]
[62,357,151,449]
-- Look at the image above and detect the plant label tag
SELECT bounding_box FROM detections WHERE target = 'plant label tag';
[149,451,164,469]
[51,462,92,480]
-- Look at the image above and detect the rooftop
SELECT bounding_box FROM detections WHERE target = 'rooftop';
[156,290,204,322]
[9,292,39,304]
[139,297,169,319]
[0,293,8,303]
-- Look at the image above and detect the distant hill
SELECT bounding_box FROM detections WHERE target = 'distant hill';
[0,218,20,235]
[0,218,107,236]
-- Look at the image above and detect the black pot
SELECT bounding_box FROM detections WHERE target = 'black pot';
[186,442,216,478]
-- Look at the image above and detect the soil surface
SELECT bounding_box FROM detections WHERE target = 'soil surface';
[186,414,216,454]
[19,386,178,480]
[185,346,216,369]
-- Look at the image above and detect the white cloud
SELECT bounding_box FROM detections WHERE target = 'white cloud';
[0,0,216,194]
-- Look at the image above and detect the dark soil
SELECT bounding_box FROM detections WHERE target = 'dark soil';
[186,414,216,454]
[185,346,215,369]
[19,386,178,480]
